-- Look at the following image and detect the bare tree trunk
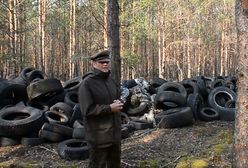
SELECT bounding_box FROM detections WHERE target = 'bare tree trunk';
[49,22,55,78]
[8,0,15,75]
[104,0,108,49]
[131,0,135,79]
[234,0,248,167]
[107,0,121,86]
[187,29,191,78]
[220,23,226,76]
[39,0,46,73]
[31,33,38,68]
[18,0,25,73]
[157,4,163,78]
[13,0,17,73]
[69,0,76,79]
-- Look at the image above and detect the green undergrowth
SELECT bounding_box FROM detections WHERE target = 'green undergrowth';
[137,159,158,168]
[175,127,234,168]
[0,161,78,168]
[208,129,233,156]
[176,157,209,168]
[0,161,37,168]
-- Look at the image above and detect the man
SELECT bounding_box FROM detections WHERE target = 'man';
[78,50,123,168]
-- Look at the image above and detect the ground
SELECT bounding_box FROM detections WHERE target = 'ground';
[0,121,234,168]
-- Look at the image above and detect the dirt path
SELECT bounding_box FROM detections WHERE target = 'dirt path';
[0,121,234,168]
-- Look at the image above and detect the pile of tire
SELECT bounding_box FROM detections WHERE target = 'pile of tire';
[0,67,237,160]
[151,75,237,129]
[0,67,88,160]
[120,78,155,139]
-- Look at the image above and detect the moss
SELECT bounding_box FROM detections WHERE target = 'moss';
[174,126,233,168]
[0,162,38,168]
[0,161,78,168]
[218,129,234,144]
[58,166,77,168]
[211,143,227,155]
[176,157,209,168]
[175,160,190,168]
[191,159,208,168]
[137,159,158,168]
[208,129,234,156]
[0,160,16,168]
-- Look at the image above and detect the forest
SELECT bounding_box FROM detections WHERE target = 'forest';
[0,0,237,81]
[1,0,248,167]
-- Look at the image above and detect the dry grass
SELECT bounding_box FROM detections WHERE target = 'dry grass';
[0,121,234,168]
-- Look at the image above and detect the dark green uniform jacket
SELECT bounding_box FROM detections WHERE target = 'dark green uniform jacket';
[78,68,121,148]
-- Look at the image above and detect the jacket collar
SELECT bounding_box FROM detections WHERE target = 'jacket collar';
[92,68,110,79]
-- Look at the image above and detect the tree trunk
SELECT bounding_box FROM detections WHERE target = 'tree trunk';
[104,0,108,49]
[234,0,248,167]
[107,0,121,86]
[39,0,46,73]
[69,0,76,79]
[8,0,15,75]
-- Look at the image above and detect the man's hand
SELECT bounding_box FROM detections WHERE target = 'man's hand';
[110,100,124,112]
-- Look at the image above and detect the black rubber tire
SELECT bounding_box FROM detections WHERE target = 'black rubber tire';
[157,107,194,128]
[224,81,235,91]
[11,83,28,104]
[225,100,235,108]
[121,112,130,126]
[72,127,85,139]
[196,76,208,99]
[0,80,13,96]
[26,101,49,112]
[69,104,82,127]
[160,102,179,111]
[208,87,236,121]
[122,79,137,88]
[33,91,65,107]
[154,91,186,108]
[73,120,84,128]
[11,76,27,86]
[129,119,153,130]
[149,78,167,88]
[63,76,83,92]
[57,139,89,160]
[50,102,73,117]
[211,79,225,90]
[199,107,220,122]
[121,126,130,139]
[187,93,204,120]
[157,82,187,100]
[208,87,236,108]
[0,137,20,147]
[27,69,44,84]
[64,91,78,108]
[44,110,69,125]
[0,81,27,107]
[181,79,199,95]
[39,129,65,142]
[20,67,35,85]
[0,99,15,109]
[126,102,150,116]
[0,106,44,137]
[219,107,235,121]
[204,77,213,94]
[27,78,64,101]
[21,136,45,146]
[41,122,73,138]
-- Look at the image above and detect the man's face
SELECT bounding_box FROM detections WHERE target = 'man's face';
[92,58,111,72]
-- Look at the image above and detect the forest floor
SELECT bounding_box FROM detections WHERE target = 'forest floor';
[0,121,234,168]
